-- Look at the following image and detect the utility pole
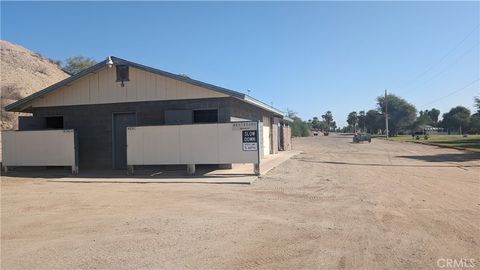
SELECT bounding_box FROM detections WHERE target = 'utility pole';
[363,108,366,133]
[385,89,389,138]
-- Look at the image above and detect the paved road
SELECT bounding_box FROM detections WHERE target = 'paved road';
[2,135,479,269]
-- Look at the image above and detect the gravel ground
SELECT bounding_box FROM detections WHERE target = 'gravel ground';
[2,135,479,269]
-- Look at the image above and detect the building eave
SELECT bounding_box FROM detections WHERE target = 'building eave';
[282,116,294,122]
[5,60,108,112]
[5,56,286,118]
[241,95,285,117]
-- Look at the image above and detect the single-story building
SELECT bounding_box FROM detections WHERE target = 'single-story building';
[5,56,292,170]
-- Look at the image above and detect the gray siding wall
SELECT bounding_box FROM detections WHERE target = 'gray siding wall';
[32,97,232,169]
[229,98,275,121]
[30,97,277,169]
[18,116,46,130]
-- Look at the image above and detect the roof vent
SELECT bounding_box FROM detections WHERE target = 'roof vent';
[116,65,129,87]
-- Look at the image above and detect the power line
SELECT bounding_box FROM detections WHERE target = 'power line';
[398,23,480,90]
[419,78,480,107]
[402,41,479,95]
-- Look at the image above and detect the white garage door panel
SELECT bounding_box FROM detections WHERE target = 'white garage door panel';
[144,126,181,165]
[262,116,271,156]
[263,125,270,156]
[180,124,219,164]
[127,122,260,165]
[2,130,76,167]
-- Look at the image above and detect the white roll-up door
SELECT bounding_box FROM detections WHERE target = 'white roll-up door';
[262,116,271,156]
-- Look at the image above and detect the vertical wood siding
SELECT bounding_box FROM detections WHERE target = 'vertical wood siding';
[31,66,228,108]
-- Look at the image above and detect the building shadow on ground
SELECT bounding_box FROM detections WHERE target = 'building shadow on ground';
[1,164,255,181]
[425,140,480,150]
[293,158,479,168]
[396,153,480,163]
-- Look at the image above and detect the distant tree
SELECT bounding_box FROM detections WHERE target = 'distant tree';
[427,108,440,125]
[416,110,434,126]
[413,108,440,131]
[331,121,337,131]
[319,121,330,131]
[321,111,334,131]
[310,117,322,131]
[365,109,383,134]
[287,110,310,137]
[63,56,97,75]
[357,110,366,132]
[471,97,480,133]
[339,126,350,133]
[377,94,417,136]
[474,96,480,114]
[441,106,471,134]
[347,111,358,132]
[287,109,296,119]
[469,113,480,134]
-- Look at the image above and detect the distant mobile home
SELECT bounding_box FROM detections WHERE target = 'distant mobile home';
[5,57,292,170]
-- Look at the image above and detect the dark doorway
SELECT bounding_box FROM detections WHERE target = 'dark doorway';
[113,113,136,169]
[193,109,218,123]
[45,116,64,129]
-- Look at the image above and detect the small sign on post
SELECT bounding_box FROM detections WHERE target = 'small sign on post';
[242,130,258,151]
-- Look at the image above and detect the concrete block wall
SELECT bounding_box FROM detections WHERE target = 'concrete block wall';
[29,96,284,169]
[281,126,292,151]
[271,118,279,154]
[32,97,232,169]
[229,98,275,122]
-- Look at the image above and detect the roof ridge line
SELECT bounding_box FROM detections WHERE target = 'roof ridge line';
[5,56,285,117]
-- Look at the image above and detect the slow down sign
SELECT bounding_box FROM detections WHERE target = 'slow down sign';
[242,130,258,151]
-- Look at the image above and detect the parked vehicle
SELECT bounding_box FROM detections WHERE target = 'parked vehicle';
[413,132,429,140]
[353,133,371,143]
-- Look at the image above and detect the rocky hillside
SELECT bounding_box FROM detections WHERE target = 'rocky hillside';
[1,40,70,130]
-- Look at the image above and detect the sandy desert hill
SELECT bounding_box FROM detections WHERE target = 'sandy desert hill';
[1,40,70,130]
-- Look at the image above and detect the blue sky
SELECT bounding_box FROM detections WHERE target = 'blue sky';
[2,1,479,125]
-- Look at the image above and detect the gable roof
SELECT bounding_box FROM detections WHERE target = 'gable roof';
[5,56,286,117]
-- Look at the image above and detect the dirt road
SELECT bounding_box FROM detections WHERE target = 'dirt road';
[2,135,479,269]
